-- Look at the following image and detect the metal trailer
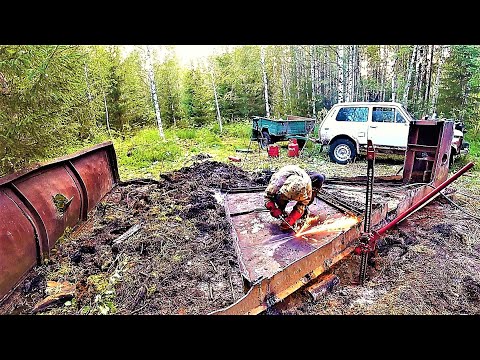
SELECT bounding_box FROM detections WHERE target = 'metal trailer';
[251,115,316,150]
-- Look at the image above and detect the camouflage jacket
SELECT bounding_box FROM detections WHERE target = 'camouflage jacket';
[264,165,312,214]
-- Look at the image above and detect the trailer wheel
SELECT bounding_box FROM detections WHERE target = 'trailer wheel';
[259,131,271,150]
[329,138,356,164]
[297,139,306,150]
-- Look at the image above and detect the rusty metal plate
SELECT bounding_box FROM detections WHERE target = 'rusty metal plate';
[213,182,428,315]
[0,141,119,302]
[14,166,82,250]
[71,149,116,212]
[227,192,348,283]
[0,191,37,302]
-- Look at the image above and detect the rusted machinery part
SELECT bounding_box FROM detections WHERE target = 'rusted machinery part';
[306,273,340,301]
[315,189,364,217]
[355,162,475,274]
[0,141,119,302]
[212,170,469,315]
[374,161,475,242]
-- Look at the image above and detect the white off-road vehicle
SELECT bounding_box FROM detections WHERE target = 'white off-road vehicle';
[318,101,468,164]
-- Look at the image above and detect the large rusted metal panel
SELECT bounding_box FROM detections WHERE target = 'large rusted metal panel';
[403,120,453,186]
[226,192,357,284]
[0,141,119,302]
[71,148,116,213]
[14,166,83,250]
[0,191,38,302]
[212,181,432,315]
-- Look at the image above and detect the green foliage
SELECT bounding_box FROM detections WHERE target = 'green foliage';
[118,128,182,168]
[212,46,264,120]
[154,47,183,127]
[2,44,480,178]
[0,45,93,174]
[176,128,197,139]
[438,45,480,132]
[222,120,251,139]
[467,138,480,161]
[181,66,215,125]
[118,48,153,131]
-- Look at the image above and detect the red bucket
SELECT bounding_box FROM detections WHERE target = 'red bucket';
[267,144,279,157]
[287,139,299,157]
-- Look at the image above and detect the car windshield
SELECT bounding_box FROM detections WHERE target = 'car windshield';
[400,105,416,120]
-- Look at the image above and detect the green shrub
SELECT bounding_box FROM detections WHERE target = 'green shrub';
[197,127,221,145]
[176,128,197,140]
[223,120,251,139]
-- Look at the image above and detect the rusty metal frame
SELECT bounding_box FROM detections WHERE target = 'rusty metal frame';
[211,180,443,315]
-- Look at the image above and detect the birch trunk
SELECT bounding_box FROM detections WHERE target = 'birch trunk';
[403,45,418,107]
[355,46,361,101]
[83,61,95,125]
[425,44,434,105]
[380,46,385,101]
[413,46,424,111]
[210,66,222,132]
[346,46,353,101]
[337,45,344,102]
[102,87,111,136]
[310,45,316,117]
[391,45,399,101]
[260,45,271,117]
[281,47,287,110]
[430,45,448,114]
[171,102,176,127]
[146,46,164,139]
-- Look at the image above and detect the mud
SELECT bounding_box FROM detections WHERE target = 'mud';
[0,159,272,315]
[278,200,480,315]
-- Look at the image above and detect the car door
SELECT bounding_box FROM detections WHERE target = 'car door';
[330,105,369,146]
[367,106,409,147]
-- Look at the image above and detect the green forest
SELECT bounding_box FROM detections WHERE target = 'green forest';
[1,45,479,176]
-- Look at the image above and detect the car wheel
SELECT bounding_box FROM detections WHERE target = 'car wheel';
[449,149,456,168]
[260,131,271,150]
[297,139,306,150]
[329,139,356,164]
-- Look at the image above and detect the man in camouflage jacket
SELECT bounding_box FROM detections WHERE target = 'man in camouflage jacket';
[265,165,325,231]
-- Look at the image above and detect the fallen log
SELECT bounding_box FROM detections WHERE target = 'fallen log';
[113,224,142,245]
[32,281,75,314]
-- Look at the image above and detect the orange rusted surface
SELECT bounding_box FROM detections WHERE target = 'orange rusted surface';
[212,181,433,315]
[0,141,119,302]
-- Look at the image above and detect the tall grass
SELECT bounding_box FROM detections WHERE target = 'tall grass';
[467,138,479,160]
[222,120,252,139]
[111,122,251,179]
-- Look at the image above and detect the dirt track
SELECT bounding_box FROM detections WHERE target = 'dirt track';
[1,157,479,315]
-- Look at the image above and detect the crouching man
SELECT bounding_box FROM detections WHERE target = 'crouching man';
[264,165,325,231]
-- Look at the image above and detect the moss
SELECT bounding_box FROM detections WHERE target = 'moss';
[87,274,109,293]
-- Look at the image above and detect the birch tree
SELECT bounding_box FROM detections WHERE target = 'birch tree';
[310,45,316,117]
[209,64,222,132]
[146,45,164,139]
[403,45,418,107]
[260,45,271,117]
[337,45,344,102]
[425,45,434,104]
[430,45,447,115]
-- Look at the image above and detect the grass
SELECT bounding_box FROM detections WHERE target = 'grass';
[31,120,480,185]
[111,121,254,179]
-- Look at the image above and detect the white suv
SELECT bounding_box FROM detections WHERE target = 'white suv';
[318,101,468,164]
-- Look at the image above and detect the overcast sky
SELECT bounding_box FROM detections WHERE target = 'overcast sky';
[122,45,234,65]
